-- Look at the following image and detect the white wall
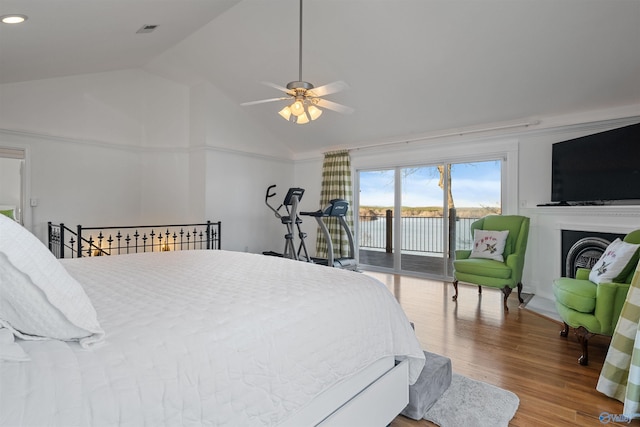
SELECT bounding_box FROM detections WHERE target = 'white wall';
[294,115,640,299]
[0,70,189,148]
[0,70,295,253]
[139,149,191,222]
[190,82,293,158]
[204,149,294,253]
[0,157,21,209]
[1,66,638,300]
[517,123,640,300]
[292,158,323,255]
[0,130,142,241]
[188,81,296,252]
[0,69,192,240]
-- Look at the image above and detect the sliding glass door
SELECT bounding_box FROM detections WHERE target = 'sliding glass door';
[400,166,445,275]
[448,161,502,276]
[357,159,502,278]
[358,169,395,269]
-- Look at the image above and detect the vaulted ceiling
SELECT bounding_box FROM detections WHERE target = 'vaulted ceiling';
[1,0,639,156]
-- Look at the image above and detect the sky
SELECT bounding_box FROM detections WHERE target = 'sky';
[359,161,501,208]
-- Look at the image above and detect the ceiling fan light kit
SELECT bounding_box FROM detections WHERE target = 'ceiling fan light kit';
[241,0,352,124]
[0,14,28,24]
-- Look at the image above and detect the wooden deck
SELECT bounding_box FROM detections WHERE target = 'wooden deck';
[359,249,452,277]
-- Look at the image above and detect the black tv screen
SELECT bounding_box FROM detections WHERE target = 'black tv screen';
[551,122,640,203]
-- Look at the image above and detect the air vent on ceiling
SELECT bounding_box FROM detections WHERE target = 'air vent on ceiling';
[136,24,158,34]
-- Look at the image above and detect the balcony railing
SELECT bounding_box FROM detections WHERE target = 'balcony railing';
[48,221,221,259]
[359,214,479,254]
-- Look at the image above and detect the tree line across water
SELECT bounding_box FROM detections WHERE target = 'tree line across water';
[359,206,501,219]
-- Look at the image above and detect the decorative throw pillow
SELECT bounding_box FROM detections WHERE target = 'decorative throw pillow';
[0,214,104,348]
[469,229,510,262]
[589,238,640,285]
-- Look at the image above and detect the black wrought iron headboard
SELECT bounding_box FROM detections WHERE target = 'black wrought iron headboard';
[48,221,221,259]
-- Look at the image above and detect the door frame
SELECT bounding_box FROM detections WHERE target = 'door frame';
[352,139,519,278]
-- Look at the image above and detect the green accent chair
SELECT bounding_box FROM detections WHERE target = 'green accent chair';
[452,215,530,311]
[553,229,640,366]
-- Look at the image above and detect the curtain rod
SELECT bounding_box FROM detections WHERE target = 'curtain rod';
[353,120,541,152]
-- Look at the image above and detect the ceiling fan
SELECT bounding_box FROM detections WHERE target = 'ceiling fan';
[241,0,354,124]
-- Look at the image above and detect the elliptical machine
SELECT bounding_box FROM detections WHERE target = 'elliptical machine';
[263,185,311,262]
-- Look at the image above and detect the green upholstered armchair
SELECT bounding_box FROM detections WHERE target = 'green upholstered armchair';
[452,215,530,310]
[553,229,640,366]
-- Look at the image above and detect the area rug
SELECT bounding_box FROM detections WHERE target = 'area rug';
[423,373,519,427]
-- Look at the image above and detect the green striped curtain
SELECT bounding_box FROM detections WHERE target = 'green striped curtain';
[315,150,353,259]
[597,263,640,417]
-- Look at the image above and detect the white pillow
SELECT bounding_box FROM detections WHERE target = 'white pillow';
[589,238,640,285]
[469,229,510,262]
[0,214,104,348]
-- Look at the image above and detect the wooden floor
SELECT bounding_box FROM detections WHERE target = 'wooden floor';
[361,271,635,427]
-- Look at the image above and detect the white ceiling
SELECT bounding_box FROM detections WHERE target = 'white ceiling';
[1,0,639,156]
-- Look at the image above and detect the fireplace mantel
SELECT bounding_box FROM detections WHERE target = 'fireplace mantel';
[524,204,639,301]
[534,205,640,218]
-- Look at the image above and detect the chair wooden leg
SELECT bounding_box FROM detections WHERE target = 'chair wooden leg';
[516,282,525,309]
[560,322,569,337]
[575,327,594,366]
[478,286,482,294]
[517,282,524,304]
[501,285,511,311]
[452,280,459,301]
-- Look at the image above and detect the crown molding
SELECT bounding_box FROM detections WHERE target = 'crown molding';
[0,128,294,163]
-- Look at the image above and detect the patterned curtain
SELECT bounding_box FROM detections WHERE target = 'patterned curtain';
[597,263,640,416]
[315,150,353,259]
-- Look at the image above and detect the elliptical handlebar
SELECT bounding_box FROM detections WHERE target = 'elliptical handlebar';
[265,185,283,218]
[266,184,277,200]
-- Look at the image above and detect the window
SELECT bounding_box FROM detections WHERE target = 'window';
[357,159,503,278]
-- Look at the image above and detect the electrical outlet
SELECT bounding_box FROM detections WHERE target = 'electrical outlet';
[30,198,38,207]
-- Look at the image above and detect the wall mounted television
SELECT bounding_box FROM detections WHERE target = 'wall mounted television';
[551,122,640,204]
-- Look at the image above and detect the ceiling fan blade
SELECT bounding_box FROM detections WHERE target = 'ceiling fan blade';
[308,81,349,97]
[241,97,289,106]
[261,81,295,95]
[316,98,354,114]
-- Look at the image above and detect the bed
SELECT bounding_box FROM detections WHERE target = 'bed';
[0,215,425,426]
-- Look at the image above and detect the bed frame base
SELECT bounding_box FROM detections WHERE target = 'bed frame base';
[318,359,409,426]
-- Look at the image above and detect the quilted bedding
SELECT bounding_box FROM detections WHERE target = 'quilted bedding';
[0,250,425,426]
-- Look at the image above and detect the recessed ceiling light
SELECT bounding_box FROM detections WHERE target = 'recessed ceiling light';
[1,14,28,24]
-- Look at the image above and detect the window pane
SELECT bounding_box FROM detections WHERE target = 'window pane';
[451,160,502,251]
[401,166,444,275]
[358,170,395,268]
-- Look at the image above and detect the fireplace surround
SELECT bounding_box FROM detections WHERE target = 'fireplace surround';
[561,230,625,278]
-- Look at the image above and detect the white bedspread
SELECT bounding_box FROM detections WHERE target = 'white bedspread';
[1,250,424,426]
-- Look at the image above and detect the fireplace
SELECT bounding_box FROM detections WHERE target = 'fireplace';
[561,230,625,278]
